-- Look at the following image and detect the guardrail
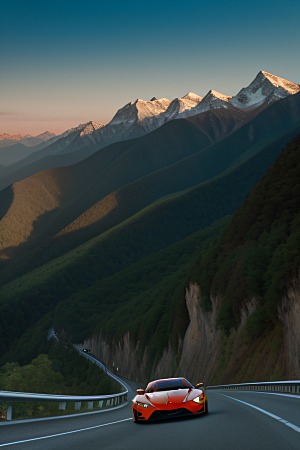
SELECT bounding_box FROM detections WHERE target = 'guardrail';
[206,380,300,395]
[0,351,128,421]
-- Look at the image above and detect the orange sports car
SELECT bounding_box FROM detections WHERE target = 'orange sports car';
[132,377,208,422]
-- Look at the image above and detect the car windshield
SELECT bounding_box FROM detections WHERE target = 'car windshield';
[145,378,193,393]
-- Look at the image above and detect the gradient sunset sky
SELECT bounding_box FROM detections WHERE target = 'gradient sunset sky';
[1,0,300,135]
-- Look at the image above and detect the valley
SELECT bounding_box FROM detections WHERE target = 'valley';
[0,70,300,392]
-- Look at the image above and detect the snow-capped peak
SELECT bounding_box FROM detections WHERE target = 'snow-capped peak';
[230,71,300,109]
[46,70,299,154]
[79,121,104,137]
[109,97,171,126]
[141,93,202,131]
[204,90,232,102]
[177,89,231,118]
[182,92,203,101]
[260,71,300,95]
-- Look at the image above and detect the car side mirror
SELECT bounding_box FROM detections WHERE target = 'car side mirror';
[136,389,145,395]
[195,383,203,389]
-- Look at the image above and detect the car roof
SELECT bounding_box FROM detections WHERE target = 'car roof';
[147,377,189,384]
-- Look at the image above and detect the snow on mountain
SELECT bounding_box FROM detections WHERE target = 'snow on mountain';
[143,93,202,132]
[48,121,105,150]
[178,90,232,118]
[109,98,171,126]
[230,71,300,109]
[89,98,171,144]
[4,70,298,162]
[78,121,105,145]
[56,71,299,154]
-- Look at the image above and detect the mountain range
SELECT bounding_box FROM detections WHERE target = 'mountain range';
[1,71,298,175]
[0,131,56,147]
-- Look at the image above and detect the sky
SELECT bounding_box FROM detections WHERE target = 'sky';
[1,0,300,136]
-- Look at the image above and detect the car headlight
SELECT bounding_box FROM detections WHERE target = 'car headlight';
[192,393,204,403]
[135,401,151,408]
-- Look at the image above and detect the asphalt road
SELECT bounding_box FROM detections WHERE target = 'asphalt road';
[1,381,300,450]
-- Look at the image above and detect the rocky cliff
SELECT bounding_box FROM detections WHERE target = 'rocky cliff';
[84,274,299,385]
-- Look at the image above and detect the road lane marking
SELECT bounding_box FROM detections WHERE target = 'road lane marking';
[0,417,132,447]
[219,393,300,433]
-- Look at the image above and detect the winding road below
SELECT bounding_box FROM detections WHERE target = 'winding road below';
[1,377,300,449]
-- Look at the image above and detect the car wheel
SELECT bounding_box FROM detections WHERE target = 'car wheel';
[133,409,140,423]
[204,401,208,414]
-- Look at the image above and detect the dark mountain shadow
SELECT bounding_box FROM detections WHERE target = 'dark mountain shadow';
[2,121,297,288]
[0,186,14,221]
[0,206,61,262]
[1,94,300,286]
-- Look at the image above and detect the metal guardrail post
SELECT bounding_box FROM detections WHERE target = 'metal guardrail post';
[6,406,12,421]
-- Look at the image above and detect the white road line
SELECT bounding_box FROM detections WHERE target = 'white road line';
[0,417,132,447]
[219,393,300,433]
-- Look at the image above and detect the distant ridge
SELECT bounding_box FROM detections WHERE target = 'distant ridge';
[0,131,55,148]
[1,71,299,188]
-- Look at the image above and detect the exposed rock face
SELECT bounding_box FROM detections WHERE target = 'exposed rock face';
[238,297,258,331]
[177,284,222,383]
[152,342,176,381]
[278,270,300,378]
[83,274,300,385]
[83,331,148,382]
[83,283,224,384]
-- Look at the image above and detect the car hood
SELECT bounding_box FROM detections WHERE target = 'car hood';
[145,389,190,406]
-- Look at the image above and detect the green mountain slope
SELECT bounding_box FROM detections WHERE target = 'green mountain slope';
[1,123,299,356]
[192,132,300,332]
[0,120,211,262]
[4,132,300,382]
[185,132,300,383]
[0,217,229,367]
[50,130,300,383]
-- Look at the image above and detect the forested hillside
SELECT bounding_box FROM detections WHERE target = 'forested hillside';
[1,120,297,357]
[1,217,228,369]
[23,131,299,384]
[82,131,300,383]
